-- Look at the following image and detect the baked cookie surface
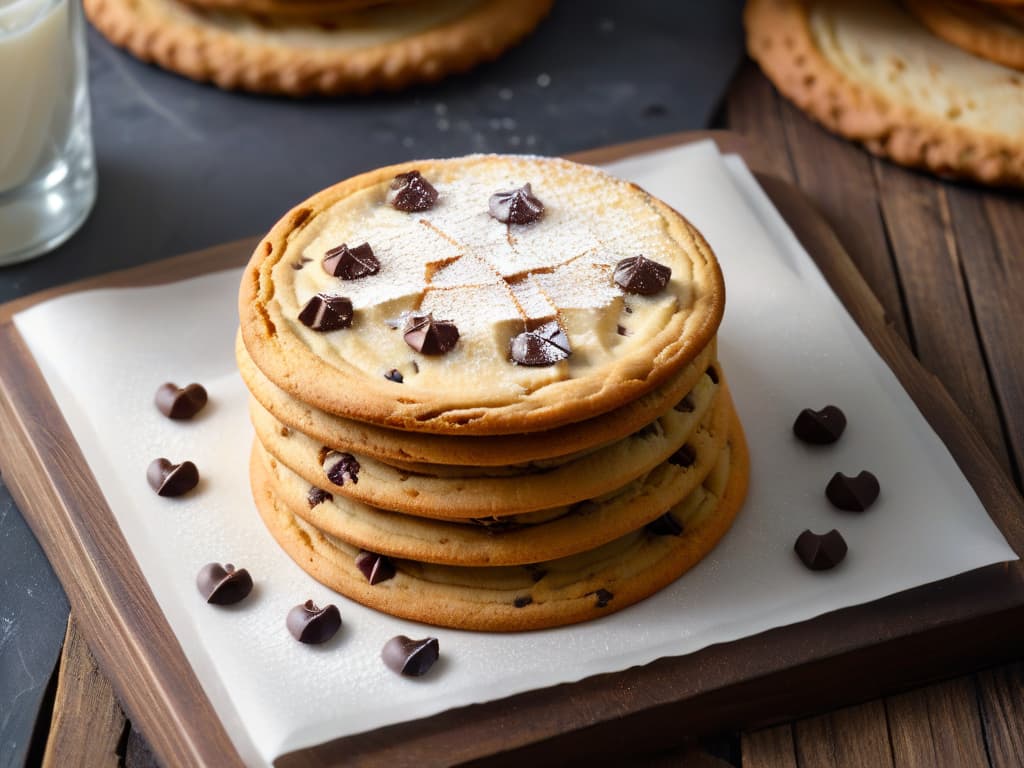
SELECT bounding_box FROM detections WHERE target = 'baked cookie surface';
[239,155,725,434]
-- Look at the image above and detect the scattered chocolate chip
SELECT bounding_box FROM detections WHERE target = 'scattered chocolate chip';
[616,324,630,336]
[403,313,459,355]
[307,487,332,507]
[513,595,533,608]
[613,255,671,295]
[705,365,719,384]
[382,635,439,676]
[591,589,614,608]
[326,452,360,486]
[674,394,695,413]
[793,405,847,445]
[624,305,633,314]
[388,170,438,212]
[489,183,544,224]
[510,320,571,366]
[668,444,696,468]
[147,458,199,497]
[154,382,208,420]
[826,471,879,512]
[196,562,253,604]
[469,516,523,533]
[410,360,420,374]
[323,242,379,280]
[794,529,847,570]
[524,564,547,582]
[355,550,395,584]
[646,513,684,536]
[298,294,353,331]
[632,421,662,439]
[385,368,404,383]
[287,600,341,644]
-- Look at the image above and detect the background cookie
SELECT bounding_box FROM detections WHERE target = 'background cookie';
[904,0,1024,71]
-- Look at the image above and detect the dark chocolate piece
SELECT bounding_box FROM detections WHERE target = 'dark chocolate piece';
[616,324,630,336]
[326,452,360,486]
[384,369,404,383]
[196,562,253,605]
[323,242,379,280]
[298,294,353,332]
[591,589,614,608]
[154,382,208,420]
[632,421,662,439]
[403,313,459,355]
[705,365,719,384]
[510,320,571,366]
[524,564,548,582]
[147,458,199,497]
[388,170,438,212]
[488,183,544,224]
[646,513,683,536]
[793,405,847,445]
[794,529,847,570]
[513,596,533,608]
[286,600,341,644]
[382,635,439,676]
[307,487,332,507]
[668,444,696,468]
[826,471,879,512]
[674,394,695,413]
[613,255,671,295]
[355,550,395,585]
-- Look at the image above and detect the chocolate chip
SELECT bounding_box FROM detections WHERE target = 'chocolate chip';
[524,564,548,582]
[147,458,199,497]
[403,313,460,355]
[384,368,404,383]
[381,635,439,676]
[510,320,571,366]
[155,382,208,420]
[674,394,695,413]
[668,444,696,468]
[705,365,719,384]
[794,529,847,570]
[793,405,847,445]
[826,471,879,512]
[196,562,253,604]
[355,550,395,584]
[388,170,438,212]
[632,421,662,439]
[287,600,341,644]
[489,183,544,224]
[469,517,523,533]
[646,513,684,536]
[323,242,379,280]
[307,486,332,507]
[326,452,360,486]
[298,294,353,331]
[616,324,630,336]
[613,255,671,295]
[513,595,533,608]
[590,589,614,608]
[291,257,312,270]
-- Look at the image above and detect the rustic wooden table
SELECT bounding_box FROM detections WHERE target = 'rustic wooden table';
[34,63,1024,767]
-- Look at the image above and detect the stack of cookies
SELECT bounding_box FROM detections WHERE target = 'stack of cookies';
[237,154,749,631]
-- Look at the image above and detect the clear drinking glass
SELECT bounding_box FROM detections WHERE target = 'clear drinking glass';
[0,0,95,266]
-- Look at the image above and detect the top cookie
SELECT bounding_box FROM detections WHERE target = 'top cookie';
[239,155,725,435]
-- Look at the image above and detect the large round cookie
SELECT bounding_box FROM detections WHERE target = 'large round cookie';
[250,414,749,631]
[85,0,553,96]
[239,155,726,434]
[177,0,411,19]
[251,373,728,518]
[904,0,1024,71]
[237,332,717,467]
[745,0,1024,186]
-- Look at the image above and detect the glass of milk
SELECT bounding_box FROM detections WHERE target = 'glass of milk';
[0,0,95,266]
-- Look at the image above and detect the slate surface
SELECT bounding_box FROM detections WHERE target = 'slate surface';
[0,1,743,762]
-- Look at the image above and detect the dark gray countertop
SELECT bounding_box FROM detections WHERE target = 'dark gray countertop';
[0,2,743,763]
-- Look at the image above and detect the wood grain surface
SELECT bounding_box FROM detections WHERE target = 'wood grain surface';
[5,65,1024,767]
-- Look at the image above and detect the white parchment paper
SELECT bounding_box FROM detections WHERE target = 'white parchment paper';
[14,142,1016,766]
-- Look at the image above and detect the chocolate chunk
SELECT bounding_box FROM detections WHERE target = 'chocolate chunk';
[298,294,353,331]
[793,405,847,445]
[705,365,719,384]
[632,421,662,439]
[196,562,253,605]
[323,242,379,280]
[510,321,571,366]
[403,313,459,355]
[524,565,548,582]
[154,382,208,420]
[794,529,847,571]
[513,595,533,608]
[147,458,199,497]
[826,471,879,512]
[488,183,544,224]
[616,324,630,336]
[674,394,695,413]
[613,255,671,295]
[469,517,523,533]
[381,635,439,677]
[326,452,360,486]
[307,486,332,507]
[355,550,395,584]
[286,600,341,644]
[668,444,696,468]
[388,170,438,212]
[591,589,614,608]
[384,369,404,383]
[646,513,684,536]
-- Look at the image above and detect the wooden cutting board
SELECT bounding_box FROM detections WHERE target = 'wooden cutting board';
[0,131,1021,768]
